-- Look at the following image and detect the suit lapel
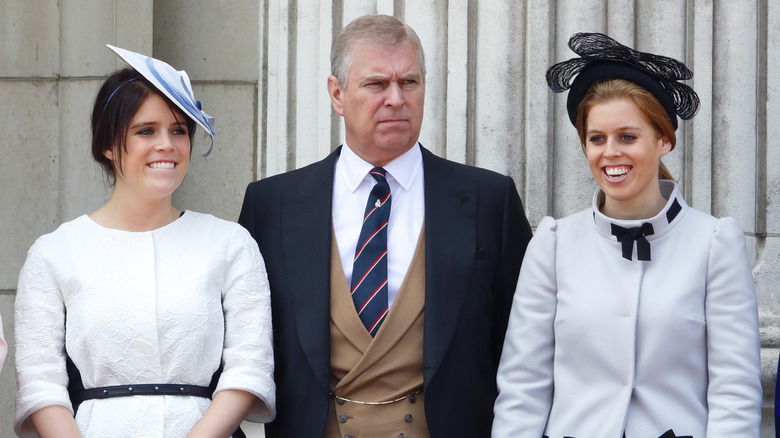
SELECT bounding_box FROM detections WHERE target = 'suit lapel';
[420,147,478,384]
[281,148,340,392]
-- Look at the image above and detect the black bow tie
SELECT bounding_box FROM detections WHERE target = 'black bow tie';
[611,222,655,261]
[657,429,693,438]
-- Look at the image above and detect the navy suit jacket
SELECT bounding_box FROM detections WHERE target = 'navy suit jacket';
[238,146,532,437]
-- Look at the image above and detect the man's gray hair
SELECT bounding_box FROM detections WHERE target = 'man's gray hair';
[331,14,426,89]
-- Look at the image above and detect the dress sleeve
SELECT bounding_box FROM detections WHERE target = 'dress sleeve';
[492,216,557,437]
[704,217,762,435]
[14,242,74,438]
[0,314,7,374]
[216,226,276,423]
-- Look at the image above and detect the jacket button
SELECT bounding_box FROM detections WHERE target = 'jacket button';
[339,415,348,423]
[404,414,413,422]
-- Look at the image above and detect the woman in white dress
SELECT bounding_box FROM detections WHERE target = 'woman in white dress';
[492,33,762,438]
[14,46,275,437]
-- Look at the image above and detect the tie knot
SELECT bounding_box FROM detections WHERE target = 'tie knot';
[369,167,390,203]
[369,167,388,183]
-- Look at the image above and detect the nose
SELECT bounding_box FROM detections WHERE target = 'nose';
[156,132,175,151]
[604,137,621,157]
[384,82,404,107]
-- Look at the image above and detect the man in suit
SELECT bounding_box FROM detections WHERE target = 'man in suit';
[239,14,532,437]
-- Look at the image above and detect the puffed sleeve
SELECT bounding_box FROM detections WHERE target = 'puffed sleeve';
[14,241,73,438]
[492,216,557,437]
[0,314,7,373]
[704,217,762,435]
[216,226,276,423]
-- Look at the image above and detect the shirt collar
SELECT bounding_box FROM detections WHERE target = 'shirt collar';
[339,142,423,193]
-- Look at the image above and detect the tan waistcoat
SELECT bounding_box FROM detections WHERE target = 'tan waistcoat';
[324,228,429,438]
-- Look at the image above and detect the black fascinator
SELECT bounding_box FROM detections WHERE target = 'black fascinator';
[546,32,699,130]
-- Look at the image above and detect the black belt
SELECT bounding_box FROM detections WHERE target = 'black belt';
[545,429,691,438]
[65,344,246,438]
[68,382,246,438]
[69,383,213,405]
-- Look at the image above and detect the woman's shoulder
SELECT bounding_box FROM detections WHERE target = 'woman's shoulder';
[707,215,747,245]
[181,210,223,224]
[535,208,592,225]
[540,208,593,234]
[178,210,255,243]
[527,209,592,247]
[679,206,743,237]
[21,216,98,274]
[28,215,93,250]
[180,210,243,230]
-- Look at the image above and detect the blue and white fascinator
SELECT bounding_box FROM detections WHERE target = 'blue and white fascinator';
[107,44,217,156]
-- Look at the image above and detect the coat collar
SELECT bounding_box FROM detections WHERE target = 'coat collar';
[420,147,478,384]
[592,180,688,261]
[281,147,341,391]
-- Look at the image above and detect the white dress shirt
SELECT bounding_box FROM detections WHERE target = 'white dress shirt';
[332,143,425,307]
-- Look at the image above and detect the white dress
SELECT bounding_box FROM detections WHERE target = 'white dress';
[15,211,276,438]
[493,180,761,438]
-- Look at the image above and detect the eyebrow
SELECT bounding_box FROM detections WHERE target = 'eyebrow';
[360,72,422,83]
[129,121,158,129]
[129,120,186,130]
[587,125,643,134]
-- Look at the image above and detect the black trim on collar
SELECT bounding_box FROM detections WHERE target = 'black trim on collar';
[666,198,682,224]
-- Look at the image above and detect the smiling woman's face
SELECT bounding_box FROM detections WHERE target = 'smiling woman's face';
[105,93,191,202]
[585,97,671,219]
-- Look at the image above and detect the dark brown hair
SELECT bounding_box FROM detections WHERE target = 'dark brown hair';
[91,68,195,184]
[575,78,675,180]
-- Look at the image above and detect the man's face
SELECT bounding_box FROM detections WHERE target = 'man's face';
[328,42,425,167]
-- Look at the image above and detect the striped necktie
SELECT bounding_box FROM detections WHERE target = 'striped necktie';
[350,167,391,336]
